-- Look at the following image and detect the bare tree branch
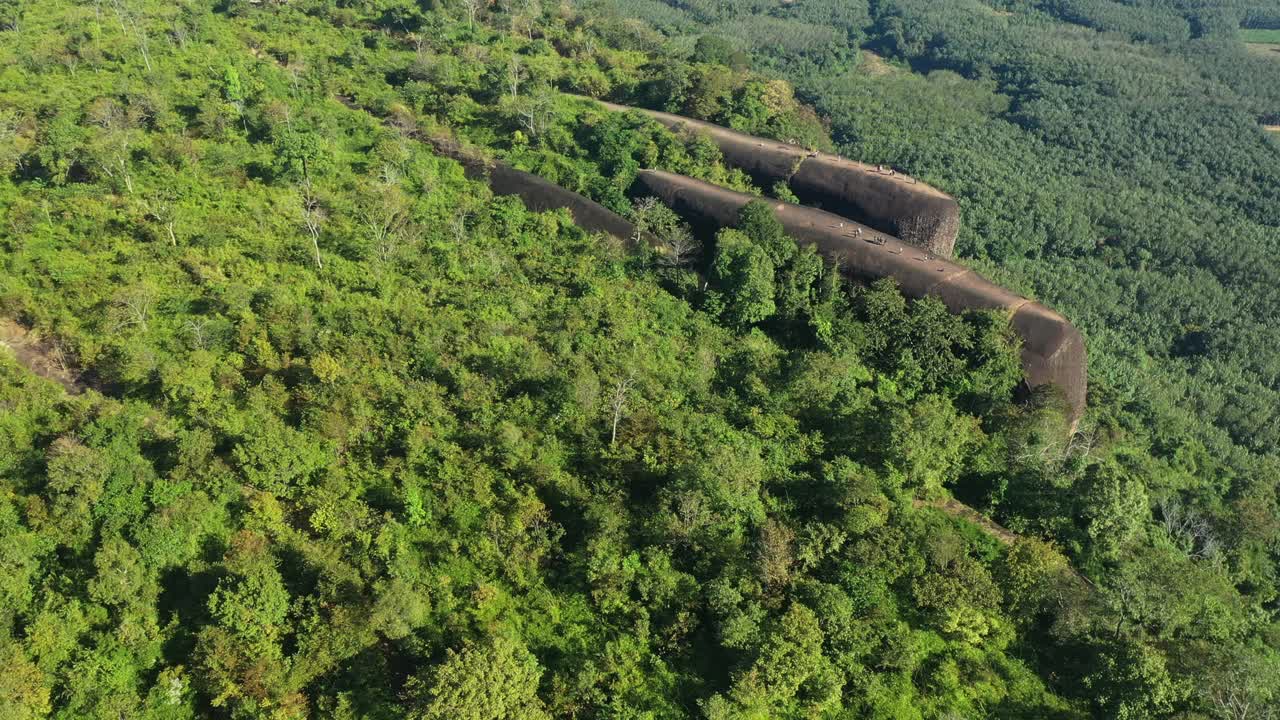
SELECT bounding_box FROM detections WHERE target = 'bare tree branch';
[658,226,698,268]
[111,286,154,332]
[298,178,326,270]
[142,194,178,246]
[463,0,485,29]
[359,179,418,264]
[608,375,634,446]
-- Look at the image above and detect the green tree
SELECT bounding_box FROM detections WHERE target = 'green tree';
[207,531,291,653]
[405,634,551,720]
[1083,640,1185,719]
[703,604,842,718]
[694,35,747,69]
[998,537,1074,628]
[735,200,793,266]
[710,228,776,328]
[1080,459,1150,561]
[35,111,84,185]
[88,535,148,608]
[883,394,980,495]
[0,643,51,720]
[912,531,1005,645]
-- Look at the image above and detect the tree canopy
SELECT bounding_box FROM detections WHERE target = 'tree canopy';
[1,0,1278,718]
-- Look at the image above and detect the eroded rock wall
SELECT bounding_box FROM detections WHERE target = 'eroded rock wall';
[486,163,641,242]
[590,100,961,258]
[421,128,1084,424]
[428,138,647,246]
[634,169,1087,422]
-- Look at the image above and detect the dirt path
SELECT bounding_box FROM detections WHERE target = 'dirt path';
[919,496,1095,588]
[916,497,1020,545]
[0,319,83,393]
[1246,43,1280,60]
[859,50,898,77]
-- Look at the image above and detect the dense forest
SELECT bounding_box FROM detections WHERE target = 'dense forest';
[1,0,1279,718]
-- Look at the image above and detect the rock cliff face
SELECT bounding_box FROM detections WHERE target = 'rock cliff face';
[589,100,961,259]
[426,138,648,245]
[427,111,1085,424]
[633,170,1087,423]
[484,162,641,242]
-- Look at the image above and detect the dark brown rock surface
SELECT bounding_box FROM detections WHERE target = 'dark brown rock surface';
[589,99,961,258]
[634,169,1086,422]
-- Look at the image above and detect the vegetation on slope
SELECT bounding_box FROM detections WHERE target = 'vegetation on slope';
[1,0,1278,718]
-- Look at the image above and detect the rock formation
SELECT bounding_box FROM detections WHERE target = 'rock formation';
[587,99,961,258]
[633,169,1086,423]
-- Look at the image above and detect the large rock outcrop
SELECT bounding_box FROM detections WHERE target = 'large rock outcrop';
[587,99,961,259]
[633,169,1086,423]
[419,124,1085,424]
[483,162,640,242]
[426,138,648,246]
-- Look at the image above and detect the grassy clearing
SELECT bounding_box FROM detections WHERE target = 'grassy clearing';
[976,4,1014,17]
[1240,28,1280,43]
[859,49,899,76]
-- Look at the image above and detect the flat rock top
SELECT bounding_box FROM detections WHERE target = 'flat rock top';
[595,99,955,200]
[638,169,971,290]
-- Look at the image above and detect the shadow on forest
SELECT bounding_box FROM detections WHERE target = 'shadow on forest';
[158,556,227,664]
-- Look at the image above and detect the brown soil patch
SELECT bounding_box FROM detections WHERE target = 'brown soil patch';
[0,319,83,393]
[859,50,896,77]
[1245,43,1280,60]
[918,497,1020,545]
[1264,125,1280,133]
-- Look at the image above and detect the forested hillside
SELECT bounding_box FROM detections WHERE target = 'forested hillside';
[1,0,1279,718]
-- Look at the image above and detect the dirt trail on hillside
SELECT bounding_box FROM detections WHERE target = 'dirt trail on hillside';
[859,50,897,76]
[0,319,83,393]
[918,497,1021,545]
[918,496,1095,588]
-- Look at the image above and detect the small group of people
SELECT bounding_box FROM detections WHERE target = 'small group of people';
[871,164,918,183]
